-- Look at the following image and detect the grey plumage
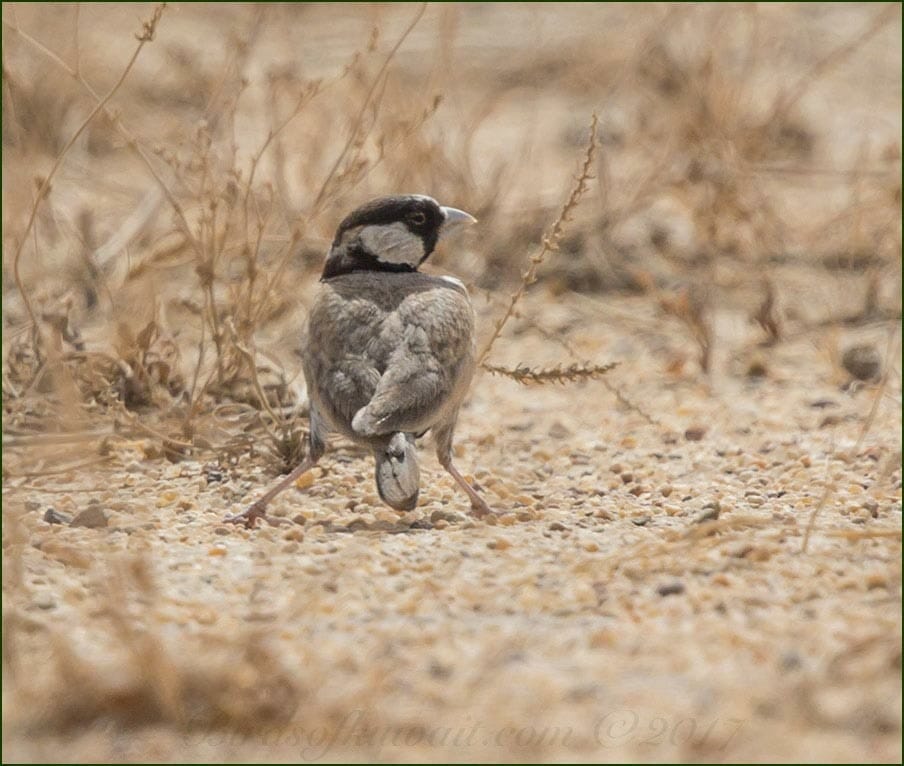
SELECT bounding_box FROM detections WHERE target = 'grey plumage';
[226,195,491,528]
[303,271,476,511]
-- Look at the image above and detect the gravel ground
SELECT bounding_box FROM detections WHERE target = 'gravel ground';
[4,287,901,763]
[2,3,901,762]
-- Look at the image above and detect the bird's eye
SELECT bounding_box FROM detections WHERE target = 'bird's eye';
[408,211,427,226]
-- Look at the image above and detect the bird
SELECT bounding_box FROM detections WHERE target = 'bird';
[226,194,493,528]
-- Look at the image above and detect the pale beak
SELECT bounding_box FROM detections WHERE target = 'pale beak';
[439,206,477,238]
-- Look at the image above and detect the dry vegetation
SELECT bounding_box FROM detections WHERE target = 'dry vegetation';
[2,2,901,763]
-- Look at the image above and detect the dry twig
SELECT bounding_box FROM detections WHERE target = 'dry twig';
[478,113,599,365]
[483,362,618,386]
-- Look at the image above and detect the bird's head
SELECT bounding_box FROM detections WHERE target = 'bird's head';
[321,195,477,280]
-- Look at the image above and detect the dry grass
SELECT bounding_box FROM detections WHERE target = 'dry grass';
[2,3,901,763]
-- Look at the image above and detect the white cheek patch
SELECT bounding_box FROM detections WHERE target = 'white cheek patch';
[359,222,424,267]
[440,275,465,290]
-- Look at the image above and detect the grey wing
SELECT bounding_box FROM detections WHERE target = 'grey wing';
[302,288,384,434]
[351,288,475,437]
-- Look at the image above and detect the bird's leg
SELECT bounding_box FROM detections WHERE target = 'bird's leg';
[225,427,325,529]
[435,419,495,518]
[441,457,494,517]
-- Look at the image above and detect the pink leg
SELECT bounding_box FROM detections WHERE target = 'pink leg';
[443,458,495,518]
[224,455,317,529]
[434,416,494,519]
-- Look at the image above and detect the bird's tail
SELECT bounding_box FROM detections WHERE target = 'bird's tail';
[374,432,420,511]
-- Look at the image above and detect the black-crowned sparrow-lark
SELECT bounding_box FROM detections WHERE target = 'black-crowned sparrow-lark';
[226,194,493,527]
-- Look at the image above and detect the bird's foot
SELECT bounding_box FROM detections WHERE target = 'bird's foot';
[468,493,498,519]
[223,501,288,529]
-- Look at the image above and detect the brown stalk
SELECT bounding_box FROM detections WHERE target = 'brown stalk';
[483,362,618,386]
[7,4,167,331]
[309,2,427,214]
[478,113,599,365]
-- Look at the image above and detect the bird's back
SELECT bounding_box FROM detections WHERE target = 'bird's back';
[302,271,476,440]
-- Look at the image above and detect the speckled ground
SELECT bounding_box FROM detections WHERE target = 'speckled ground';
[3,285,901,763]
[3,2,902,762]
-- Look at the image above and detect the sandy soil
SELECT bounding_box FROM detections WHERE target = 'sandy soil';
[4,286,901,762]
[2,3,902,763]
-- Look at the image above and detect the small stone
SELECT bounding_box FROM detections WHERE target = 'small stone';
[620,472,634,484]
[548,521,567,531]
[431,509,466,524]
[548,421,571,439]
[487,537,511,550]
[214,526,230,535]
[294,471,316,490]
[33,594,57,610]
[696,501,721,523]
[156,490,179,508]
[657,581,685,597]
[865,572,887,589]
[684,426,707,441]
[284,527,304,542]
[746,358,767,378]
[204,465,226,484]
[43,508,71,525]
[292,514,307,526]
[660,485,673,498]
[629,485,645,497]
[631,515,651,526]
[842,344,881,381]
[70,505,108,529]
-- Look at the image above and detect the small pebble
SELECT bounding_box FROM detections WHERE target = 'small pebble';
[432,509,466,524]
[33,594,57,610]
[205,465,226,484]
[70,505,108,529]
[696,502,720,523]
[746,358,767,378]
[657,581,685,597]
[548,422,571,438]
[685,426,707,441]
[842,344,881,381]
[43,508,71,525]
[631,515,651,526]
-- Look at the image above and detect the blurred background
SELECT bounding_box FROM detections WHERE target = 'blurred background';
[3,3,900,405]
[3,3,901,762]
